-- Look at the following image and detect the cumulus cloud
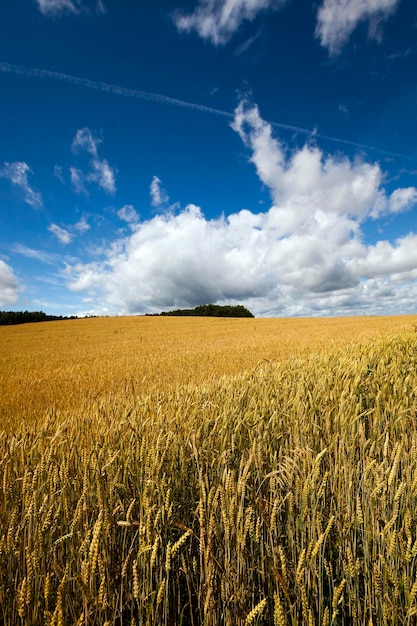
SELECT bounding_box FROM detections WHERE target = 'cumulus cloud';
[174,0,286,45]
[388,187,417,214]
[0,161,42,208]
[35,0,105,17]
[68,203,276,312]
[316,0,401,55]
[70,128,116,194]
[348,234,417,279]
[150,176,170,207]
[0,260,19,306]
[231,101,415,223]
[64,100,417,317]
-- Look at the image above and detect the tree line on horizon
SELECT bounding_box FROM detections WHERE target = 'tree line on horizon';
[155,304,254,318]
[0,311,78,326]
[0,303,255,326]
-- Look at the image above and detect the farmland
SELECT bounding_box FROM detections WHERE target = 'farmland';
[1,315,417,625]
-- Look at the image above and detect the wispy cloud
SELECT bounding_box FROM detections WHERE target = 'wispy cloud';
[174,0,286,46]
[69,167,86,194]
[338,103,349,116]
[48,217,90,244]
[70,128,116,194]
[150,176,170,208]
[35,0,105,18]
[0,260,19,306]
[54,164,65,184]
[74,217,90,233]
[118,205,139,226]
[72,127,100,156]
[88,158,116,194]
[13,244,59,265]
[65,100,417,317]
[0,161,42,208]
[316,0,401,55]
[0,61,413,162]
[48,224,73,244]
[36,0,79,16]
[234,30,262,56]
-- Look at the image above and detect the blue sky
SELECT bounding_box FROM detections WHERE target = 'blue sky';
[1,0,417,317]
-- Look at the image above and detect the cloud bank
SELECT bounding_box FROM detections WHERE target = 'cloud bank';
[174,0,287,45]
[0,260,19,306]
[64,100,417,317]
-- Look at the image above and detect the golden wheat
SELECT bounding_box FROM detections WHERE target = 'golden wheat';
[1,315,417,624]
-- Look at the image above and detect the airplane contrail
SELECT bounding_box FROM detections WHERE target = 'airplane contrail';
[0,61,414,161]
[0,61,232,118]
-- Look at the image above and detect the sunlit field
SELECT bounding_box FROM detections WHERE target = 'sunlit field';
[1,314,417,625]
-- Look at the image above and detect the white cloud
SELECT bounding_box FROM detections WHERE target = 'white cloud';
[72,127,100,156]
[348,234,417,279]
[48,224,73,244]
[54,164,65,184]
[0,260,19,306]
[48,218,90,243]
[36,0,78,16]
[68,203,276,312]
[35,0,105,17]
[174,0,286,45]
[231,101,400,222]
[316,0,401,55]
[64,100,417,317]
[388,187,417,214]
[69,167,86,194]
[150,176,170,207]
[13,244,59,265]
[118,205,139,226]
[70,128,116,195]
[88,158,116,194]
[0,161,42,208]
[74,217,90,233]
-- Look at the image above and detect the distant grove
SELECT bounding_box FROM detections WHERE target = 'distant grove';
[157,304,254,317]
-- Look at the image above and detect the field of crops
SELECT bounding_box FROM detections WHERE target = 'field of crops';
[1,314,417,625]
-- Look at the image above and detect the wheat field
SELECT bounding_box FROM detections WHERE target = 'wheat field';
[1,314,417,625]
